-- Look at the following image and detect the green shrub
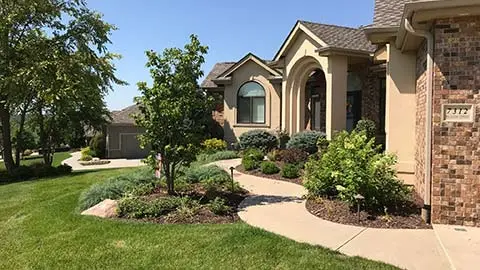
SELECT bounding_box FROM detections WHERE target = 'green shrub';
[11,165,34,179]
[202,138,227,154]
[355,119,376,140]
[266,149,281,162]
[196,150,238,164]
[10,163,72,180]
[287,131,326,154]
[303,130,411,211]
[281,164,300,179]
[184,165,230,186]
[242,157,258,171]
[78,168,157,210]
[261,161,280,175]
[208,197,231,215]
[275,128,290,149]
[118,196,183,218]
[80,147,95,160]
[89,133,106,158]
[238,130,277,151]
[277,148,309,164]
[242,148,264,162]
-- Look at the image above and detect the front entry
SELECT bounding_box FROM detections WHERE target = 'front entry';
[346,91,361,132]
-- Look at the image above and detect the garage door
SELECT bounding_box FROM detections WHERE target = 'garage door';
[120,134,149,159]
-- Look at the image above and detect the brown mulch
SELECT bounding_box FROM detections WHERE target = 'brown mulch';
[121,185,248,225]
[306,197,432,229]
[235,164,302,185]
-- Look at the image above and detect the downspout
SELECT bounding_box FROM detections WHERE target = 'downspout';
[404,18,433,223]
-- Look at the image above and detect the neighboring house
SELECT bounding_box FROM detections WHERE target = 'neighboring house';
[202,0,480,226]
[106,105,149,159]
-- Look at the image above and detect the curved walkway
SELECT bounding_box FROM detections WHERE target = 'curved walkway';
[63,151,145,171]
[213,159,480,270]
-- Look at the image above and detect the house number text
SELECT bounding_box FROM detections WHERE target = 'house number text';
[442,104,474,123]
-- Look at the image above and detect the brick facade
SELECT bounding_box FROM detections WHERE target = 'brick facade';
[415,41,427,201]
[430,16,480,226]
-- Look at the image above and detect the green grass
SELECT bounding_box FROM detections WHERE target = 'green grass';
[0,151,72,171]
[0,169,398,269]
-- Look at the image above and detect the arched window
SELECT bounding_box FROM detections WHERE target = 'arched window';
[237,82,265,124]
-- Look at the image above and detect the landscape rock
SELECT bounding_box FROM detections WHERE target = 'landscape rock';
[81,199,118,218]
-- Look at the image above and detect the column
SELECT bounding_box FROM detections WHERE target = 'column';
[325,55,348,139]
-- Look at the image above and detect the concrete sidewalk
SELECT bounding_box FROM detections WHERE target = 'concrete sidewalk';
[213,159,480,270]
[63,151,145,171]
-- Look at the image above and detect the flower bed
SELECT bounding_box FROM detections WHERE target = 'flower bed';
[306,196,431,229]
[235,163,302,185]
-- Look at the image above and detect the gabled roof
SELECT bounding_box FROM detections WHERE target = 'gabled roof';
[110,104,139,125]
[200,62,235,88]
[217,53,281,78]
[274,20,375,61]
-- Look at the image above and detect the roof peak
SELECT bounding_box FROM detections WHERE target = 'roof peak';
[299,20,360,31]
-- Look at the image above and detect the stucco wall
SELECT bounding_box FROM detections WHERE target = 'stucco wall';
[431,16,480,226]
[222,60,281,144]
[386,44,417,184]
[107,124,148,158]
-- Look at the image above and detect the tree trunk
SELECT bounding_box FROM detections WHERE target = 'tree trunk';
[0,104,15,174]
[14,104,28,166]
[163,161,175,195]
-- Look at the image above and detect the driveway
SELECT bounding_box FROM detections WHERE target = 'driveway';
[63,151,145,171]
[213,158,480,270]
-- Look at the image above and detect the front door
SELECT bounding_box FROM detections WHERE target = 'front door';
[346,91,361,132]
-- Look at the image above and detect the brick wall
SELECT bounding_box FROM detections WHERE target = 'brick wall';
[415,41,427,201]
[431,16,480,226]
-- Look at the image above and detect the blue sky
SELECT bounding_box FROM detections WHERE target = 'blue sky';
[87,0,374,110]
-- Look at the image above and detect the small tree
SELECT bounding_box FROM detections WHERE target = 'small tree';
[135,35,212,194]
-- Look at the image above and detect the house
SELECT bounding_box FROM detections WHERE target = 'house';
[106,105,149,159]
[202,0,480,226]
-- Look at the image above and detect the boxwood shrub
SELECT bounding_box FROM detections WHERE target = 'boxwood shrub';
[281,164,300,179]
[286,130,326,154]
[238,130,277,151]
[260,161,280,175]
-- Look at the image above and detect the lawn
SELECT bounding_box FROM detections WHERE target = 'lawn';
[0,151,72,171]
[0,169,398,269]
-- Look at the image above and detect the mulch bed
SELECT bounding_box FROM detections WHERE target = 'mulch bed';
[121,185,248,225]
[306,197,432,229]
[235,164,302,185]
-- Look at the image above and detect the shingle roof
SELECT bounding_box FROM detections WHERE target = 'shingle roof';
[110,104,139,124]
[200,62,235,88]
[372,0,409,28]
[300,21,376,52]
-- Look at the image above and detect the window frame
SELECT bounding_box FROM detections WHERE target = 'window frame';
[237,81,266,124]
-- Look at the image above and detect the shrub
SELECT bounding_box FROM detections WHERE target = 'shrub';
[261,161,280,175]
[196,150,238,164]
[303,130,411,212]
[242,148,264,162]
[266,149,280,162]
[184,165,231,186]
[238,130,277,151]
[10,163,72,180]
[355,119,376,140]
[202,138,227,154]
[89,133,106,158]
[242,157,258,171]
[80,147,95,161]
[78,168,157,210]
[287,130,326,154]
[118,196,183,218]
[281,164,300,179]
[275,128,290,149]
[11,165,34,180]
[23,149,33,156]
[277,148,309,164]
[208,197,232,215]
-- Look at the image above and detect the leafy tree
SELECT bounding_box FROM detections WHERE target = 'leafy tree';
[0,0,123,169]
[135,35,212,194]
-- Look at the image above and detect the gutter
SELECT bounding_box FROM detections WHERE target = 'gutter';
[404,18,433,223]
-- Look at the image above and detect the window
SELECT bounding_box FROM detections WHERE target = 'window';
[237,82,265,124]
